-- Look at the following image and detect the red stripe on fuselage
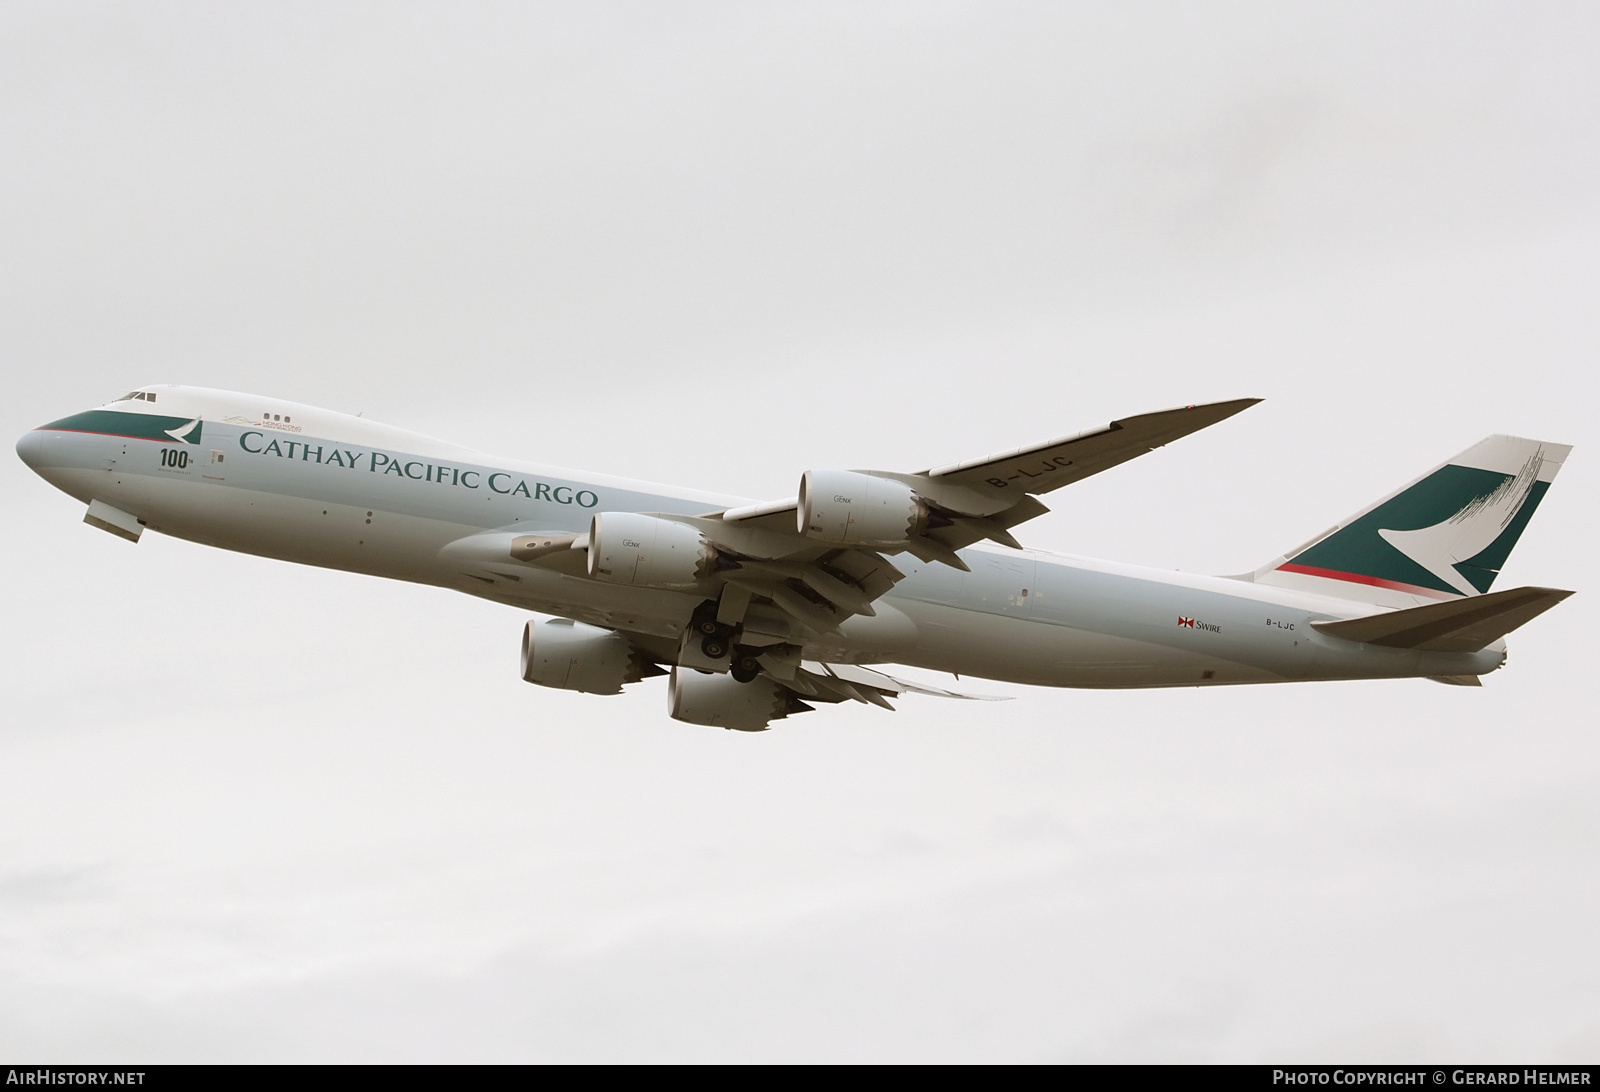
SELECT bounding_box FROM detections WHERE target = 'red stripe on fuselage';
[37,427,171,442]
[1275,562,1458,600]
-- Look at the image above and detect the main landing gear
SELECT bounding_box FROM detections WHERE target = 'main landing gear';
[730,652,762,684]
[689,600,763,684]
[693,612,730,658]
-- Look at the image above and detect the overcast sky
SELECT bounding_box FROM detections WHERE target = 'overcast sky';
[3,1,1598,1062]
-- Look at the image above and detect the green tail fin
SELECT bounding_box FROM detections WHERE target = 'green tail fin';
[1254,435,1570,606]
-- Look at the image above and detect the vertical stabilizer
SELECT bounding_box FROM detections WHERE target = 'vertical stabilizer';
[1252,435,1570,607]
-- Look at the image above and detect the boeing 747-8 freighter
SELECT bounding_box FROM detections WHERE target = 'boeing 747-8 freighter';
[17,388,1573,730]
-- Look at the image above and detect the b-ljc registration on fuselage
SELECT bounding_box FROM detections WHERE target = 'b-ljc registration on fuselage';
[17,387,1575,730]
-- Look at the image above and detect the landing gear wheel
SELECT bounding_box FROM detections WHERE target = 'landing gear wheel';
[731,654,762,684]
[690,600,722,637]
[700,636,728,659]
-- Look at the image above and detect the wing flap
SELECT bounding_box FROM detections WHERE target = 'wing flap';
[798,661,1007,704]
[1311,586,1574,652]
[1427,675,1483,687]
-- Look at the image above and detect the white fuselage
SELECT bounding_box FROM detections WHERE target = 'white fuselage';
[17,386,1505,688]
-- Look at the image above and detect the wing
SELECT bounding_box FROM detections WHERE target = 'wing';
[438,401,1252,726]
[921,398,1262,496]
[715,397,1258,564]
[474,399,1258,642]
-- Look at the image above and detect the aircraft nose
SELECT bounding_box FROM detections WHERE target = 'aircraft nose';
[15,429,44,471]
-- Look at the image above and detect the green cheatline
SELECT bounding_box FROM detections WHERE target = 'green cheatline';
[39,410,204,445]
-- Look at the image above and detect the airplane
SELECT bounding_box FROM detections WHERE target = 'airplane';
[16,386,1574,731]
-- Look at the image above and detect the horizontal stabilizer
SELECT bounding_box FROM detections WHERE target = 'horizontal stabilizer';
[1312,585,1573,652]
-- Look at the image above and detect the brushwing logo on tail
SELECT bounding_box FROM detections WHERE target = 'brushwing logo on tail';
[1377,451,1545,597]
[1277,445,1555,599]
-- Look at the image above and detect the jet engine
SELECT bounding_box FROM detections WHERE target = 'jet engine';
[587,512,716,589]
[798,470,932,547]
[667,666,811,732]
[520,617,659,695]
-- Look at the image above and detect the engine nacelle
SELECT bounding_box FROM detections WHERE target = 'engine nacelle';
[798,470,928,547]
[667,667,808,732]
[521,618,650,695]
[587,512,715,589]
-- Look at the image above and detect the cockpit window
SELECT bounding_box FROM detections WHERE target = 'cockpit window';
[117,391,157,403]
